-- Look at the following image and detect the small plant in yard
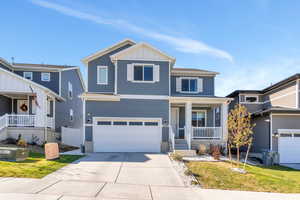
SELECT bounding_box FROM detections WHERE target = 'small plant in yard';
[197,144,207,155]
[17,139,27,148]
[170,152,183,161]
[228,104,255,168]
[210,145,221,160]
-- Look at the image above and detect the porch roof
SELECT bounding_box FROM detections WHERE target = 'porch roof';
[169,96,232,104]
[0,67,64,101]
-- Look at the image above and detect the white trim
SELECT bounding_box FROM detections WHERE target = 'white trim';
[59,71,62,96]
[131,63,156,83]
[178,77,200,93]
[170,96,232,104]
[41,72,51,82]
[23,72,33,80]
[53,99,55,129]
[0,67,64,101]
[278,129,300,134]
[271,113,300,116]
[97,66,108,85]
[120,94,169,100]
[68,81,73,99]
[168,61,171,96]
[296,79,299,108]
[270,114,273,150]
[83,100,86,145]
[114,61,118,94]
[85,123,92,127]
[81,39,136,66]
[80,93,120,101]
[110,42,176,63]
[69,108,74,122]
[263,80,297,95]
[192,109,207,127]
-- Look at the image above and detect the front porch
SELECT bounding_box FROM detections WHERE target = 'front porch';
[169,97,230,151]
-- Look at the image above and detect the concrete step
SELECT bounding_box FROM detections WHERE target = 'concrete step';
[174,150,197,157]
[175,139,187,144]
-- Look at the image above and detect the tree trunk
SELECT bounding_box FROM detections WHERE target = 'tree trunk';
[237,145,240,167]
[228,143,232,166]
[243,141,252,170]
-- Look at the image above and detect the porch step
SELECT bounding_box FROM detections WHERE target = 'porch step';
[174,139,189,150]
[175,139,187,144]
[174,150,197,157]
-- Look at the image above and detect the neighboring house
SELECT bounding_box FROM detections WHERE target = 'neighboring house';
[227,74,300,164]
[0,58,85,144]
[80,39,231,153]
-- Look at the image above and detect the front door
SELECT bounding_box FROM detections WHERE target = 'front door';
[17,100,29,114]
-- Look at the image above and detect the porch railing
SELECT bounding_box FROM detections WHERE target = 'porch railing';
[7,114,35,127]
[47,117,54,129]
[192,127,222,139]
[0,114,7,131]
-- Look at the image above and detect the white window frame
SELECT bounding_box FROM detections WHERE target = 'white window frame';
[181,77,198,93]
[70,109,74,122]
[41,72,51,82]
[132,63,155,83]
[23,72,33,80]
[242,95,259,104]
[192,109,207,127]
[97,66,108,85]
[68,82,73,99]
[47,100,51,115]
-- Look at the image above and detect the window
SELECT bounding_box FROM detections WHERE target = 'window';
[133,64,153,81]
[68,82,73,99]
[129,121,143,126]
[47,100,51,115]
[97,66,108,84]
[192,111,206,127]
[113,121,127,126]
[69,109,74,122]
[182,78,197,92]
[41,72,51,82]
[244,95,258,103]
[97,121,111,125]
[144,122,159,126]
[23,72,33,80]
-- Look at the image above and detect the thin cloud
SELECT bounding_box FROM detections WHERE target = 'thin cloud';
[30,0,233,62]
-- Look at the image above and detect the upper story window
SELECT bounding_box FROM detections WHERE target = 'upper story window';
[68,81,73,99]
[176,77,203,93]
[41,72,51,82]
[242,95,259,103]
[23,72,33,80]
[97,66,108,85]
[127,63,159,83]
[134,64,153,82]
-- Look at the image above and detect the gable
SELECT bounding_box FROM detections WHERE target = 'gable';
[110,43,176,63]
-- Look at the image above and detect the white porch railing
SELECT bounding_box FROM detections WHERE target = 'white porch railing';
[192,127,222,139]
[7,114,35,127]
[0,114,7,130]
[47,117,54,129]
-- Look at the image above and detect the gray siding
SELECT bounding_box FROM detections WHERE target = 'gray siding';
[14,71,60,94]
[272,115,300,151]
[242,104,262,113]
[85,99,169,142]
[55,69,84,132]
[252,115,270,152]
[0,95,12,115]
[117,60,169,95]
[88,44,133,93]
[171,76,214,96]
[0,63,12,72]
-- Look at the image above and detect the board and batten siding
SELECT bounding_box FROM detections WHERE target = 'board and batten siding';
[0,95,12,115]
[14,71,60,94]
[87,44,133,93]
[117,60,169,95]
[85,99,169,142]
[171,76,214,96]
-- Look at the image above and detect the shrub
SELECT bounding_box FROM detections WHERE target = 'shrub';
[17,139,27,148]
[198,144,207,155]
[210,145,221,160]
[171,152,183,161]
[3,137,17,144]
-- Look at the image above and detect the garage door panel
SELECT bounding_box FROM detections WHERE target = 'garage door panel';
[93,119,162,152]
[279,136,300,163]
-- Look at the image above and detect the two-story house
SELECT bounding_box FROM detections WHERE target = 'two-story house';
[0,58,85,144]
[227,74,300,164]
[80,39,231,153]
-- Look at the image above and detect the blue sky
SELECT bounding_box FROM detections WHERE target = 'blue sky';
[1,0,300,96]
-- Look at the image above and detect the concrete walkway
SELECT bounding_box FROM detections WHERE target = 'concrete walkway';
[0,153,299,200]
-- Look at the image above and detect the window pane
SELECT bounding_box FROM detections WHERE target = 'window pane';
[98,68,107,83]
[182,79,189,91]
[113,121,127,126]
[129,121,143,126]
[97,121,111,125]
[190,79,197,92]
[144,66,153,81]
[134,66,143,81]
[144,122,158,126]
[245,97,257,102]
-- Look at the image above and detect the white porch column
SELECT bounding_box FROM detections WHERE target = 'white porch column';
[221,102,229,141]
[185,101,192,149]
[35,89,47,128]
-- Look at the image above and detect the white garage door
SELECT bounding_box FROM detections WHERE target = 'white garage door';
[93,118,162,152]
[279,130,300,163]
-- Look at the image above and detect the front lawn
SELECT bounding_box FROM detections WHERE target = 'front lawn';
[186,161,300,193]
[0,152,83,178]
